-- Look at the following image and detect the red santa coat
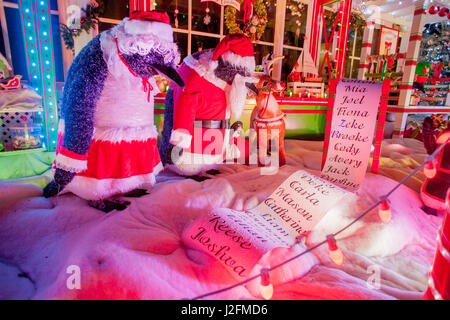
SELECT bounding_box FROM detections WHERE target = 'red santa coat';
[170,51,230,162]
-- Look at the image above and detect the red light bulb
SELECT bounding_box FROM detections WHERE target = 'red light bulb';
[424,161,437,179]
[378,199,391,223]
[327,235,343,265]
[259,268,273,300]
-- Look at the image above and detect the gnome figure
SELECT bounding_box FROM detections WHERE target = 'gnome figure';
[43,11,184,212]
[159,33,258,177]
[422,117,450,215]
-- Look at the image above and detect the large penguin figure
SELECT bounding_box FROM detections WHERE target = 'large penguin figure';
[43,11,184,212]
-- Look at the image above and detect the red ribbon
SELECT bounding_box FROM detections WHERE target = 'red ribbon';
[115,38,153,102]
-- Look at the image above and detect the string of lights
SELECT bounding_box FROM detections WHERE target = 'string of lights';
[189,137,450,300]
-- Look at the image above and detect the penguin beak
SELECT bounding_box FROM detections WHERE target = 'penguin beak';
[152,64,185,89]
[245,82,259,96]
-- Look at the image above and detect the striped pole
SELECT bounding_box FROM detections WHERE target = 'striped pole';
[358,20,375,80]
[18,0,58,152]
[371,78,391,174]
[335,0,352,80]
[424,189,450,300]
[394,1,427,138]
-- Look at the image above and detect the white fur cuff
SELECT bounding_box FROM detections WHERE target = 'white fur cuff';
[170,130,192,149]
[55,153,88,173]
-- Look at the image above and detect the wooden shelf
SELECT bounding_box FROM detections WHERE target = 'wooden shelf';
[0,147,46,157]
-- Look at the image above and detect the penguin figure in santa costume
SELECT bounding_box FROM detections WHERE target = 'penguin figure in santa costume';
[43,11,184,212]
[422,117,450,215]
[159,33,258,177]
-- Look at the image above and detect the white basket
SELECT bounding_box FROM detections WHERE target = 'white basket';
[287,81,324,96]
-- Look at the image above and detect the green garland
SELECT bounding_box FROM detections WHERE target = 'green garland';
[60,1,104,53]
[326,9,366,30]
[225,0,268,40]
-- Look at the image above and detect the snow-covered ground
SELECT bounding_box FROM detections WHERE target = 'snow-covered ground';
[0,139,442,300]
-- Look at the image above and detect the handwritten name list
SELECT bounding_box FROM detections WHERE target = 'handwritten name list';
[321,79,382,191]
[182,170,347,279]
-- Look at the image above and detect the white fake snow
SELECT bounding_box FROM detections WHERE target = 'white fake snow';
[0,138,443,300]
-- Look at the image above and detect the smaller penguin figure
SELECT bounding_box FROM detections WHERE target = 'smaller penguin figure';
[421,116,450,215]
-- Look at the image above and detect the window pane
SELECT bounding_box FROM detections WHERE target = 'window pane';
[261,2,276,43]
[101,0,128,20]
[347,26,355,57]
[158,0,189,30]
[354,27,363,57]
[351,59,359,79]
[191,35,220,53]
[174,32,188,61]
[344,57,351,78]
[98,22,117,33]
[284,3,307,47]
[192,0,220,34]
[282,48,302,81]
[253,43,274,70]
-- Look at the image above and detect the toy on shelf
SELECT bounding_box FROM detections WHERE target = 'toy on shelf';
[287,49,324,98]
[10,125,42,150]
[154,75,170,94]
[0,75,23,91]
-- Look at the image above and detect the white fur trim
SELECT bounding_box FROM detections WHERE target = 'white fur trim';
[123,18,173,42]
[102,20,180,68]
[226,73,256,119]
[61,162,164,200]
[167,152,222,176]
[421,185,446,211]
[170,129,192,149]
[55,153,88,173]
[58,119,65,133]
[183,50,227,90]
[222,51,255,73]
[93,125,158,143]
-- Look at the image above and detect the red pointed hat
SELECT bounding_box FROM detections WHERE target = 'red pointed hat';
[212,33,255,72]
[124,11,173,42]
[129,11,171,24]
[213,33,254,61]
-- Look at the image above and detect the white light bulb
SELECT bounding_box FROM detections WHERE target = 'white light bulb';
[27,23,31,27]
[43,32,47,36]
[31,49,35,53]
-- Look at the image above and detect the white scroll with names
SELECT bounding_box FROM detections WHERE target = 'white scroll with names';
[182,170,347,279]
[321,79,382,192]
